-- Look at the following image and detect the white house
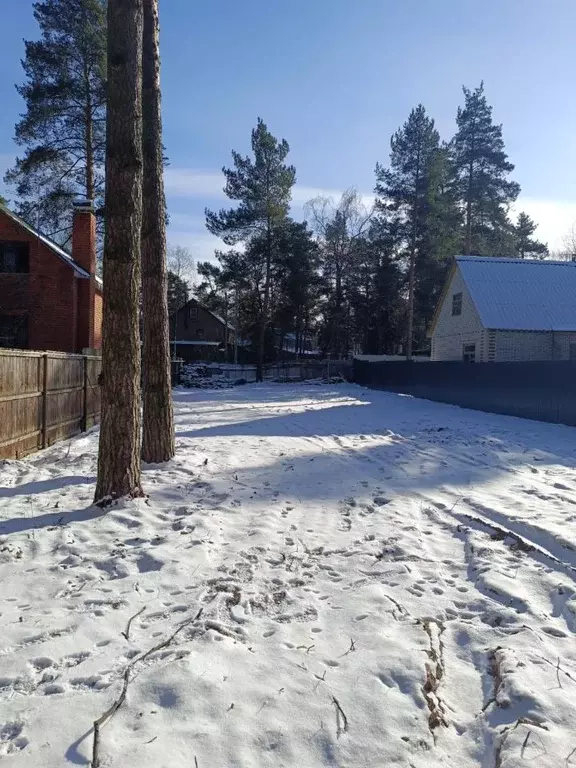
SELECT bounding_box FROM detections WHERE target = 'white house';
[429,256,576,363]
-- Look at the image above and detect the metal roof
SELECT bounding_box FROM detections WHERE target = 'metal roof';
[456,256,576,331]
[0,203,103,289]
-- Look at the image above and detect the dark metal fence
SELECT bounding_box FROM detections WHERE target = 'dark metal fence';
[354,359,576,427]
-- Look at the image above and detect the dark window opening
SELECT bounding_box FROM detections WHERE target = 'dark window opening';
[452,292,462,316]
[0,241,29,273]
[0,314,29,349]
[188,305,198,319]
[463,343,476,363]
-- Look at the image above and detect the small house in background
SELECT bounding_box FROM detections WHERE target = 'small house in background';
[430,256,576,362]
[171,298,235,361]
[0,201,102,353]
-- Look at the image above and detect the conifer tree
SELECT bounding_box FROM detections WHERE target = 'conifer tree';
[452,83,520,256]
[206,118,295,380]
[375,105,443,358]
[5,0,106,243]
[515,212,548,259]
[141,0,174,464]
[94,0,143,503]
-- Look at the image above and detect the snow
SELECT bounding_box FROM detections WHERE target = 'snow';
[2,383,576,767]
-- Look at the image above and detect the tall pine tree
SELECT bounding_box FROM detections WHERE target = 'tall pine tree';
[452,83,519,256]
[375,105,447,358]
[206,118,295,380]
[141,0,174,464]
[515,212,548,259]
[94,0,143,503]
[5,0,106,244]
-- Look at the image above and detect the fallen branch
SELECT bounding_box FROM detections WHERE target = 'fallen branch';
[332,696,349,738]
[121,607,145,641]
[91,607,203,767]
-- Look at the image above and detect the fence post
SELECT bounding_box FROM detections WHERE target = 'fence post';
[82,355,88,431]
[41,353,48,448]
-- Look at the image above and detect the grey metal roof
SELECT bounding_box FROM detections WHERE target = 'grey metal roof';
[456,256,576,331]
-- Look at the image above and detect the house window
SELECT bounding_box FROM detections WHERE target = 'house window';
[462,343,476,363]
[196,328,204,339]
[188,305,198,319]
[0,241,29,273]
[0,314,29,349]
[452,292,462,316]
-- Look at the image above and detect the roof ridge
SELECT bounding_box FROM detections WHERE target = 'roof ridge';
[455,255,576,266]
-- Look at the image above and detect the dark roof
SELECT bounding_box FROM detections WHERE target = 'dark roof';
[176,298,236,331]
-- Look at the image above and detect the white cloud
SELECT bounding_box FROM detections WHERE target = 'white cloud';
[164,168,225,200]
[164,166,376,214]
[513,197,576,251]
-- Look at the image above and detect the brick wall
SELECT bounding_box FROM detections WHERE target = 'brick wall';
[0,210,78,352]
[93,290,103,350]
[493,330,554,362]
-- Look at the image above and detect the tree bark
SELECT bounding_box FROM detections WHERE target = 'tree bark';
[94,0,144,503]
[465,158,474,255]
[140,0,174,464]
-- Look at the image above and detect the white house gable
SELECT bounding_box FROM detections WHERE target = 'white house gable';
[431,267,486,362]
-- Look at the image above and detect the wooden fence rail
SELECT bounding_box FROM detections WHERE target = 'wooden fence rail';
[0,349,101,460]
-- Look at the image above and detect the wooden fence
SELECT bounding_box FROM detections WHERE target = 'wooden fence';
[0,349,101,460]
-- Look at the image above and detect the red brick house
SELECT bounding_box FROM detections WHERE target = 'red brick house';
[0,201,102,353]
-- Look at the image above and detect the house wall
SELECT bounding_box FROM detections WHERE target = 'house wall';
[492,331,554,362]
[93,290,103,350]
[431,268,487,361]
[173,300,234,344]
[552,332,576,360]
[0,210,78,352]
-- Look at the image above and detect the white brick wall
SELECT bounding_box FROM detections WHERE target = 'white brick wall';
[552,332,576,360]
[493,331,553,362]
[431,269,486,361]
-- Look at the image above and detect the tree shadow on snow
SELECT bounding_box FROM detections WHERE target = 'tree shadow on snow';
[0,475,94,499]
[174,386,576,499]
[0,501,106,536]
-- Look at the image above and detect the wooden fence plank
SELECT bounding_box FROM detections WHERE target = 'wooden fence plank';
[0,349,101,459]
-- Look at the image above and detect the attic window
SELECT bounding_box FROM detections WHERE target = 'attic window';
[188,305,198,319]
[452,292,462,316]
[0,241,29,273]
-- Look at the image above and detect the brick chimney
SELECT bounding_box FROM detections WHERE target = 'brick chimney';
[73,200,98,352]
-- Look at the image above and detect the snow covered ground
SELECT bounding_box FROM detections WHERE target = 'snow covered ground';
[1,383,576,767]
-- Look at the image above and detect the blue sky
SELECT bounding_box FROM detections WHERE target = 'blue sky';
[1,0,576,258]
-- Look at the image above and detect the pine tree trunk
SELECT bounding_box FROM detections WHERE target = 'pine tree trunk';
[257,235,272,382]
[465,159,474,254]
[94,0,144,504]
[406,249,415,360]
[84,60,94,201]
[141,0,175,464]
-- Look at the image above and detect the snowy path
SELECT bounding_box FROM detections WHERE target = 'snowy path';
[1,384,576,767]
